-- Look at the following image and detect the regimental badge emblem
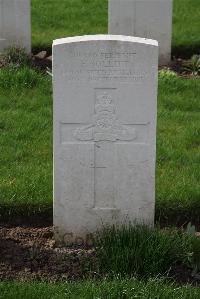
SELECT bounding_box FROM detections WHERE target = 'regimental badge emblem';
[74,93,136,142]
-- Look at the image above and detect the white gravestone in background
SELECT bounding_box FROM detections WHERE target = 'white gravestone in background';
[109,0,172,65]
[53,35,158,245]
[0,0,31,53]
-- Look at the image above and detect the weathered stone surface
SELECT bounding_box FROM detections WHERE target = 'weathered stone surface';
[46,55,52,62]
[0,0,31,53]
[53,35,158,245]
[34,51,47,60]
[109,0,172,65]
[0,38,7,53]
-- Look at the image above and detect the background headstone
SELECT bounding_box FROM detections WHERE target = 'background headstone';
[109,0,173,65]
[0,0,31,53]
[53,35,158,245]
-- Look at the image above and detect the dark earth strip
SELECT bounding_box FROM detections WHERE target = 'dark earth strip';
[0,225,199,285]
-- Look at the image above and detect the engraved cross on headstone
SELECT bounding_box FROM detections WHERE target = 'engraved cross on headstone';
[73,91,137,209]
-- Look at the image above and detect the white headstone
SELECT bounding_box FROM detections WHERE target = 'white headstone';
[53,35,158,245]
[109,0,172,65]
[0,0,31,53]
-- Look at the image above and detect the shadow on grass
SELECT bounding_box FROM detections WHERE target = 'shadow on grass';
[155,207,200,230]
[172,44,200,59]
[32,45,52,56]
[0,205,52,227]
[0,204,200,230]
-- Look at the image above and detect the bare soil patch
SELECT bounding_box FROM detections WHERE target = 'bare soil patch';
[0,225,199,285]
[0,225,97,281]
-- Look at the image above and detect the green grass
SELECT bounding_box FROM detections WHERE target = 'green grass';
[31,0,200,57]
[0,67,52,217]
[1,279,200,299]
[95,225,200,278]
[0,67,199,222]
[172,0,200,57]
[156,72,200,224]
[31,0,108,52]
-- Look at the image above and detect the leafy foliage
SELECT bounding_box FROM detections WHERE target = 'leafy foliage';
[183,55,200,75]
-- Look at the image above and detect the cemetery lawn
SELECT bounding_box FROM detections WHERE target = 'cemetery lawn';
[31,0,200,58]
[0,67,199,225]
[1,279,200,299]
[0,67,52,221]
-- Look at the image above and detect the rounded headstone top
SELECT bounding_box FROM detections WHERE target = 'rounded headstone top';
[53,34,158,47]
